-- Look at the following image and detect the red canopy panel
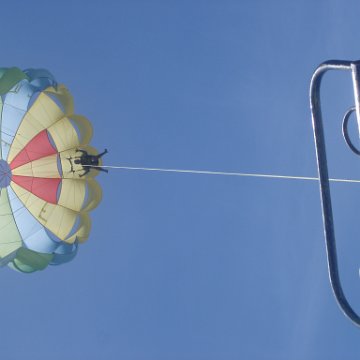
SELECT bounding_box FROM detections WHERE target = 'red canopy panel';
[10,130,57,170]
[11,175,61,204]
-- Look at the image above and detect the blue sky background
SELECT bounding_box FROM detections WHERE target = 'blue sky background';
[3,0,360,359]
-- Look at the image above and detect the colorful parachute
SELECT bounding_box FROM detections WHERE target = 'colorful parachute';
[0,67,102,273]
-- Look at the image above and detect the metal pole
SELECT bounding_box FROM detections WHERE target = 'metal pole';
[310,60,360,326]
[351,62,360,139]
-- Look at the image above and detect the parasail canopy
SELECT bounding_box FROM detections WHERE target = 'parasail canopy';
[0,67,103,273]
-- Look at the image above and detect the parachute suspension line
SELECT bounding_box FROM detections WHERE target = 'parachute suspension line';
[84,165,360,184]
[0,129,15,138]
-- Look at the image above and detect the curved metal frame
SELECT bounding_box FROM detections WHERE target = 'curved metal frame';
[310,60,360,326]
[342,107,360,155]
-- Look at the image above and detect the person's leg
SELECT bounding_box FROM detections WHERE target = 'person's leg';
[96,167,108,173]
[97,149,108,158]
[79,167,90,177]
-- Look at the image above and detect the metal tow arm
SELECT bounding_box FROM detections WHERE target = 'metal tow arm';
[310,59,360,326]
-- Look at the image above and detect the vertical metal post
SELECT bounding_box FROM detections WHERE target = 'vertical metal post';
[310,60,360,327]
[351,62,360,139]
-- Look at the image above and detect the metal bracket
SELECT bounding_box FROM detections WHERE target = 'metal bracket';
[310,60,360,326]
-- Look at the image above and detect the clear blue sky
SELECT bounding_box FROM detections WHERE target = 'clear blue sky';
[3,0,360,359]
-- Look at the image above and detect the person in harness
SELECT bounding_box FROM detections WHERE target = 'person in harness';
[72,148,108,177]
